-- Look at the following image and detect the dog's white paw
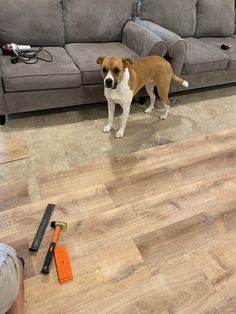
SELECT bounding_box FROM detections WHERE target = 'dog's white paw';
[145,107,153,114]
[115,130,124,138]
[159,113,168,120]
[103,125,111,133]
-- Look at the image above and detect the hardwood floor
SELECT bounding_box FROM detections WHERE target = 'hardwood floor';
[0,179,30,212]
[1,128,236,313]
[0,139,28,164]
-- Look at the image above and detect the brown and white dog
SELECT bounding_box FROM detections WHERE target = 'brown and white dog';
[97,55,189,138]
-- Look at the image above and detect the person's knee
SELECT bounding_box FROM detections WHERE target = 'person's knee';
[0,243,20,314]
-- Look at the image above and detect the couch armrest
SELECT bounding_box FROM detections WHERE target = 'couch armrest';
[122,21,167,57]
[135,18,187,75]
[0,66,6,115]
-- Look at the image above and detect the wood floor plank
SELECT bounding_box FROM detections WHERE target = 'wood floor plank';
[73,260,217,314]
[39,128,236,199]
[82,243,236,314]
[194,242,236,287]
[0,139,28,164]
[0,179,30,212]
[0,185,113,244]
[62,185,219,255]
[134,205,236,276]
[105,148,236,206]
[25,239,150,314]
[198,241,236,308]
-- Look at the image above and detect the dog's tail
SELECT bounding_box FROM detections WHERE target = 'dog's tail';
[172,74,189,88]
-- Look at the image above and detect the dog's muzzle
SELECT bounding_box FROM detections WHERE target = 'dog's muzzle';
[105,78,113,88]
[104,77,118,89]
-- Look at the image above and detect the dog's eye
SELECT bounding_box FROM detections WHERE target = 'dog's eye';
[114,68,120,74]
[102,67,107,73]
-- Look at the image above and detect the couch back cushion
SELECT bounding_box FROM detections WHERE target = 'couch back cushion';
[139,0,198,37]
[63,0,133,43]
[0,0,65,46]
[195,0,235,38]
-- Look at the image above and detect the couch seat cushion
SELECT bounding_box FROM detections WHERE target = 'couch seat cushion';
[200,37,236,71]
[182,38,229,75]
[65,43,138,85]
[195,0,235,38]
[0,47,82,92]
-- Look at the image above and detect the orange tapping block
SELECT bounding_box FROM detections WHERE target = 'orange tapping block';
[54,245,73,283]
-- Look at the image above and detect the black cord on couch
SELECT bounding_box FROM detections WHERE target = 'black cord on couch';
[12,47,53,64]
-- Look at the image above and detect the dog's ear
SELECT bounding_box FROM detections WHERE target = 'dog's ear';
[122,58,133,68]
[96,56,105,66]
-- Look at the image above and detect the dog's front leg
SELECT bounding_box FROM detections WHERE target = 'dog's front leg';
[116,102,131,138]
[103,101,115,133]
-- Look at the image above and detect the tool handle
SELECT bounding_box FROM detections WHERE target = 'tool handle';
[41,242,56,274]
[41,226,61,274]
[51,226,61,243]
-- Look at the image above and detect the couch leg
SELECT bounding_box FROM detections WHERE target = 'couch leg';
[139,96,147,105]
[0,115,6,125]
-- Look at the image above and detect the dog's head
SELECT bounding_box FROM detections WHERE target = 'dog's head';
[96,56,133,89]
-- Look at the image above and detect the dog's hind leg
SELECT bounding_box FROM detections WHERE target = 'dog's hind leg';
[157,78,171,120]
[159,90,170,120]
[144,81,156,114]
[158,88,170,120]
[159,98,170,120]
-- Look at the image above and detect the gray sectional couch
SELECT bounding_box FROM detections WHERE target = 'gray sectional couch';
[0,0,235,124]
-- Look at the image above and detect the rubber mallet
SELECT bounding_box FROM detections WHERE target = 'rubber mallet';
[41,221,68,275]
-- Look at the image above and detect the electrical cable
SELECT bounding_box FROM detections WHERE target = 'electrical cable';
[13,47,53,64]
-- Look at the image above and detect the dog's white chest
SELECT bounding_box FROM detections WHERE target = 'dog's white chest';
[106,89,122,104]
[105,68,133,106]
